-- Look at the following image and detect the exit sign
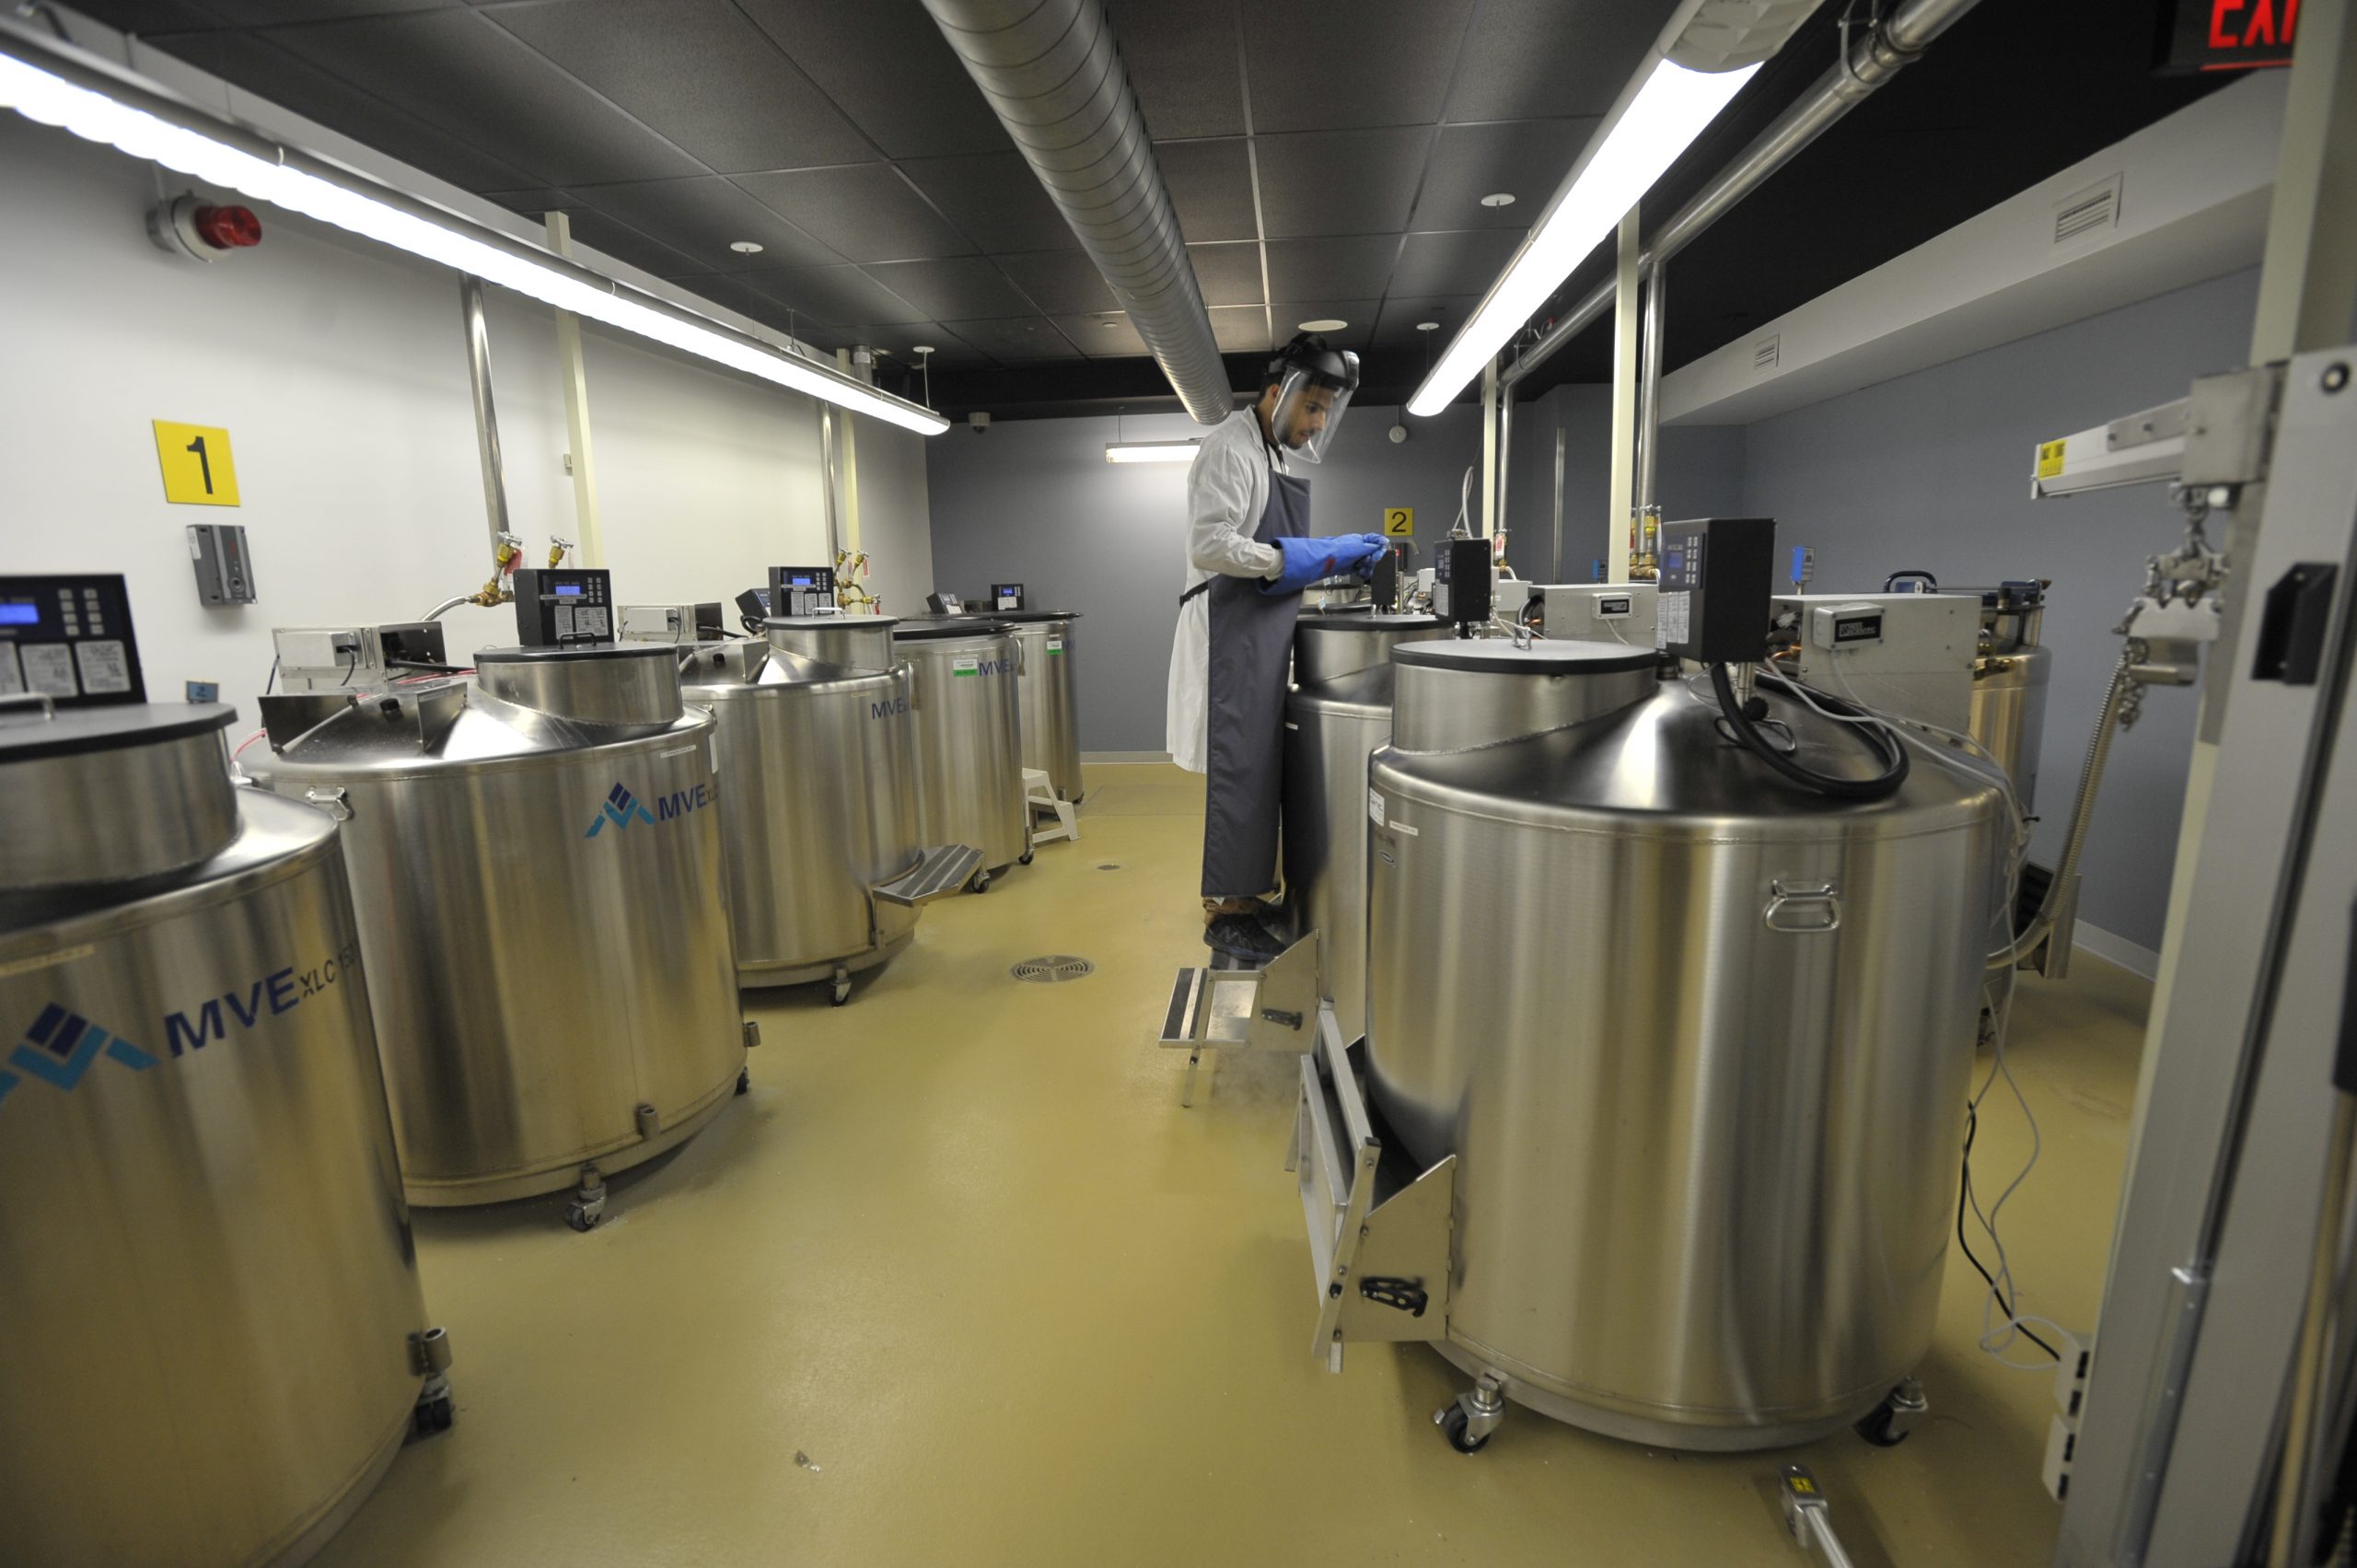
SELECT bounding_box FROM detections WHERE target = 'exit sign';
[2161,0,2300,72]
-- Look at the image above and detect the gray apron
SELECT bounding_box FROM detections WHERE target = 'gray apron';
[1199,462,1311,899]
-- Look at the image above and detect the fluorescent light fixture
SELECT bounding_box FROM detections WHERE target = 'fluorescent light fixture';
[1105,441,1202,465]
[0,41,949,436]
[1406,56,1757,417]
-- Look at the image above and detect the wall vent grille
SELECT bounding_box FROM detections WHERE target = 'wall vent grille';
[2054,175,2124,245]
[1753,335,1781,372]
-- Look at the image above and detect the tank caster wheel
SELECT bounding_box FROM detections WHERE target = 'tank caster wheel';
[1434,1404,1490,1455]
[412,1378,455,1437]
[566,1167,607,1233]
[969,870,991,894]
[735,1066,750,1096]
[1018,848,1035,866]
[1854,1378,1927,1447]
[829,969,853,1006]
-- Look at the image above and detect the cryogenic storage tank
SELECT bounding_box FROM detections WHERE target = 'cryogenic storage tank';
[1281,612,1446,1038]
[0,703,449,1565]
[1968,581,2051,811]
[897,620,1028,879]
[247,643,747,1226]
[1364,641,2005,1450]
[1001,610,1085,804]
[680,620,979,1004]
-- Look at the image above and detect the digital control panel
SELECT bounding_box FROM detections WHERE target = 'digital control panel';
[1434,538,1492,635]
[1657,517,1775,665]
[511,568,613,646]
[769,565,835,617]
[0,574,146,705]
[991,582,1025,611]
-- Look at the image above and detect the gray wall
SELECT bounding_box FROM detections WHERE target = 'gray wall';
[1738,266,2261,954]
[1507,382,1747,579]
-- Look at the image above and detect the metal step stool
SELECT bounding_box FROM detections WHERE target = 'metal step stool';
[1023,768,1079,847]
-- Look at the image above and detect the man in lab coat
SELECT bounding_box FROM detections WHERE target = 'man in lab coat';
[1165,333,1384,962]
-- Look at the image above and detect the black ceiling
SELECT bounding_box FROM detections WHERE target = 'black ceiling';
[64,0,2227,417]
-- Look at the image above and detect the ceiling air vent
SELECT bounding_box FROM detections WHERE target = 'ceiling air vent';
[2054,175,2124,246]
[1754,335,1781,373]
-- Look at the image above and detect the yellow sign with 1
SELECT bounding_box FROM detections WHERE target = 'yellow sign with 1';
[1383,506,1413,537]
[154,421,240,506]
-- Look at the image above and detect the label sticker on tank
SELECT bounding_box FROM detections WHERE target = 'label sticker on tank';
[1048,638,1063,654]
[1658,590,1690,650]
[19,644,75,697]
[0,645,21,697]
[75,640,134,695]
[1367,787,1385,827]
[952,656,981,677]
[1391,819,1418,837]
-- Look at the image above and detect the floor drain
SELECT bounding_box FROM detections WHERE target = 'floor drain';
[1011,955,1095,983]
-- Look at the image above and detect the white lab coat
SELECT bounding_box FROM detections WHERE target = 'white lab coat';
[1166,410,1289,772]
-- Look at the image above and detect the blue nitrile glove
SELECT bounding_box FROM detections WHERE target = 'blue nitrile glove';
[1341,533,1389,580]
[1260,535,1350,595]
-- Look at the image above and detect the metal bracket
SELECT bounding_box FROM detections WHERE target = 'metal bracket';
[303,786,351,820]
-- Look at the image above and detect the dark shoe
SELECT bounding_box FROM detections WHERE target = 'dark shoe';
[1204,912,1285,965]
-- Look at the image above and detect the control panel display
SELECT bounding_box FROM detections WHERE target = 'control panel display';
[768,566,836,617]
[510,567,613,646]
[0,574,146,705]
[1657,517,1776,665]
[991,583,1025,611]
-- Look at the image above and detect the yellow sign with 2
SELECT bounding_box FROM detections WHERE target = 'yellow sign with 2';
[1383,506,1413,536]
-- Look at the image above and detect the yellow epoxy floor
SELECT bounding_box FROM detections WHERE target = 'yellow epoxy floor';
[320,764,2151,1567]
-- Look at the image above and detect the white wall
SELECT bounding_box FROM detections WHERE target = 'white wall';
[0,114,930,727]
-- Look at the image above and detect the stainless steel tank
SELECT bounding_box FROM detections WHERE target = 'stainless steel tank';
[1968,581,2051,811]
[1000,611,1085,804]
[680,620,923,996]
[0,702,447,1564]
[1281,612,1448,1039]
[1365,640,2007,1450]
[246,643,747,1221]
[897,621,1029,878]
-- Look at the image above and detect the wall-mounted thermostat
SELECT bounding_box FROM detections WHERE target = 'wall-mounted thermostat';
[188,523,256,605]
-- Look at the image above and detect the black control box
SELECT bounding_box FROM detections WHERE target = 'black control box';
[1435,537,1491,634]
[1371,540,1414,612]
[990,582,1025,611]
[768,565,836,617]
[511,568,613,646]
[1657,517,1776,664]
[0,574,145,705]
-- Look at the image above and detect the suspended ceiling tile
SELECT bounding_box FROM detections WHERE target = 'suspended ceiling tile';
[251,10,702,187]
[1444,0,1674,123]
[57,0,225,29]
[1389,228,1520,298]
[942,317,1083,363]
[190,0,452,23]
[566,176,843,273]
[731,164,973,263]
[1188,242,1265,308]
[861,257,1035,322]
[993,250,1120,315]
[1209,306,1271,355]
[1055,312,1151,359]
[662,270,799,333]
[1254,127,1428,239]
[899,152,1078,255]
[741,263,928,329]
[840,322,981,363]
[151,29,540,192]
[1268,302,1379,351]
[1411,119,1593,233]
[1241,0,1475,134]
[1103,0,1244,140]
[1263,234,1400,301]
[482,0,875,174]
[731,0,1008,161]
[1373,294,1479,343]
[1154,139,1258,244]
[545,203,714,278]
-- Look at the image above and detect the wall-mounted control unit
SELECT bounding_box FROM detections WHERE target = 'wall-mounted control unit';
[1518,582,1659,645]
[1657,517,1776,664]
[991,583,1025,611]
[510,568,613,646]
[768,565,836,617]
[272,622,450,693]
[0,574,145,704]
[618,603,725,644]
[188,522,257,605]
[1771,591,1979,732]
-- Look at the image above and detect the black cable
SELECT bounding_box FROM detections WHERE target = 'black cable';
[263,654,279,695]
[1711,663,1909,800]
[1957,1104,2061,1362]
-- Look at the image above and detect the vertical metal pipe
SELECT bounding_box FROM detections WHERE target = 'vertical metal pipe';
[1550,424,1567,584]
[1479,358,1500,537]
[1636,261,1666,516]
[460,276,510,547]
[1606,209,1642,583]
[817,403,842,563]
[1496,385,1514,560]
[542,214,608,569]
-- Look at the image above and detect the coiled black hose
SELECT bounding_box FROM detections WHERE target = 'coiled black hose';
[1710,663,1910,801]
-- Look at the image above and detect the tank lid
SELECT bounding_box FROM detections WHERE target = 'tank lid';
[764,613,900,631]
[473,643,677,666]
[896,619,1012,641]
[990,610,1080,622]
[1391,640,1655,675]
[1297,613,1447,633]
[0,702,235,763]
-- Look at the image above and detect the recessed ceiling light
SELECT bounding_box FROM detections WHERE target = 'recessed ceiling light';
[1479,192,1515,208]
[728,239,763,254]
[1415,321,1441,332]
[1297,318,1347,331]
[912,344,936,354]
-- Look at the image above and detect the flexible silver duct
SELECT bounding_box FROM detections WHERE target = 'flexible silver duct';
[922,0,1232,425]
[1503,0,1984,389]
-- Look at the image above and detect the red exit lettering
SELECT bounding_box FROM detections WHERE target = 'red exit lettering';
[2211,0,2301,48]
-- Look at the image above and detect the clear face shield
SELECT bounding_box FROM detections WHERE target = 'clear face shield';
[1265,364,1355,464]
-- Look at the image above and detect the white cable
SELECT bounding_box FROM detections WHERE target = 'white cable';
[1450,465,1473,539]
